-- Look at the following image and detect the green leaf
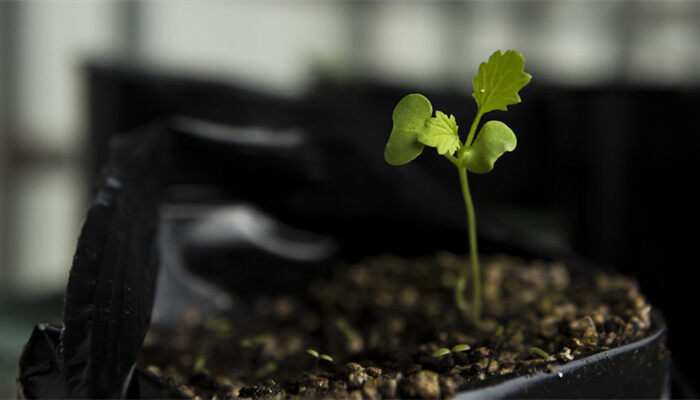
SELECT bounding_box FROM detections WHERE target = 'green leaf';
[320,354,334,362]
[455,275,467,311]
[254,361,277,378]
[451,344,471,352]
[306,349,319,358]
[461,121,517,174]
[432,348,451,357]
[193,355,206,373]
[419,111,461,156]
[240,335,267,348]
[472,50,531,114]
[530,347,550,359]
[384,94,432,165]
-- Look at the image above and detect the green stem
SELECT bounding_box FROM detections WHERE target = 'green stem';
[444,154,460,167]
[458,167,481,323]
[464,110,484,147]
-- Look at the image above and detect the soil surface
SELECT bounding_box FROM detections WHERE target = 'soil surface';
[139,253,654,399]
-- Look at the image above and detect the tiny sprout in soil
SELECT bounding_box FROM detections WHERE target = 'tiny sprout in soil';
[307,349,334,363]
[530,347,549,360]
[432,348,451,357]
[451,344,471,353]
[384,49,531,323]
[193,355,207,374]
[432,344,471,357]
[530,347,551,360]
[307,348,334,374]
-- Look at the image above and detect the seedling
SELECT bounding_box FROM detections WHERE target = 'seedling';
[240,335,268,348]
[193,355,207,374]
[307,348,334,373]
[530,347,550,360]
[432,343,471,357]
[451,344,472,352]
[306,348,334,362]
[384,50,531,323]
[335,317,364,352]
[432,348,451,357]
[202,316,232,338]
[254,361,278,379]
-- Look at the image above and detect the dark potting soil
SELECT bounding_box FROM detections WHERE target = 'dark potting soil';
[139,253,654,399]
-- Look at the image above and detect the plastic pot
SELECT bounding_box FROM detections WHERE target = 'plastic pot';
[16,117,669,398]
[18,313,668,399]
[17,201,669,399]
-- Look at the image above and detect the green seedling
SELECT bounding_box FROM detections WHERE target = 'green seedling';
[451,344,471,352]
[432,348,451,357]
[193,355,207,374]
[384,50,531,323]
[335,317,364,352]
[307,348,334,373]
[240,335,268,348]
[202,316,232,338]
[530,346,550,360]
[432,344,471,357]
[307,349,334,363]
[254,361,278,379]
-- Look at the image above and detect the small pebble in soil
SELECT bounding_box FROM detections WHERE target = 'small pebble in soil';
[557,347,574,362]
[402,370,441,399]
[343,363,369,389]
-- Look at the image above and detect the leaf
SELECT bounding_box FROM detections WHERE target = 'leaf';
[461,121,517,174]
[193,355,206,373]
[451,344,471,352]
[384,94,433,165]
[419,111,461,156]
[432,348,451,357]
[320,354,334,362]
[472,50,531,114]
[306,349,319,358]
[530,347,550,359]
[240,335,267,348]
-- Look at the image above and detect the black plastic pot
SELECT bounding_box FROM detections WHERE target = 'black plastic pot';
[457,312,668,399]
[22,320,670,399]
[19,313,668,399]
[17,195,670,399]
[17,76,670,398]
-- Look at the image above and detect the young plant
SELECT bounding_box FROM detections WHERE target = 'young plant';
[432,343,472,358]
[307,348,334,373]
[384,50,531,323]
[193,355,207,374]
[529,346,551,360]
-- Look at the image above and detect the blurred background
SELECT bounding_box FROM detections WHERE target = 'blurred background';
[1,1,699,397]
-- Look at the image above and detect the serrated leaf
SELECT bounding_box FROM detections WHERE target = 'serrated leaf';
[451,344,471,352]
[419,111,461,156]
[461,121,517,174]
[472,50,531,114]
[320,354,334,362]
[432,348,451,357]
[384,94,432,165]
[306,349,319,358]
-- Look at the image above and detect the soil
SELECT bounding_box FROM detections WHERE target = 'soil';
[139,252,654,399]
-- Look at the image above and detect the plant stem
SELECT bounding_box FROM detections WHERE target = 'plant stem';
[465,110,484,147]
[458,167,481,323]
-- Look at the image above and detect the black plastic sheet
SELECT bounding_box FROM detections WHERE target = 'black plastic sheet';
[61,125,163,398]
